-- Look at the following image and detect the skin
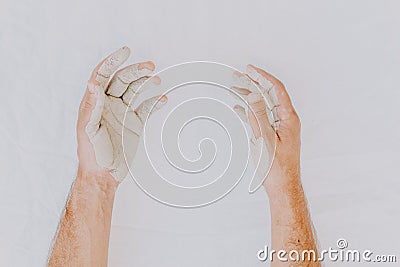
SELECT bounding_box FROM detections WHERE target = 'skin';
[48,52,156,266]
[246,65,320,266]
[48,50,319,266]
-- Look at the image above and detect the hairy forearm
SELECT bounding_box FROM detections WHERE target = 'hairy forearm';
[267,175,320,267]
[48,169,118,267]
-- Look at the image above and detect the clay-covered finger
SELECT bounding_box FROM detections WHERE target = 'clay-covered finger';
[246,65,274,93]
[230,86,252,103]
[122,76,161,106]
[232,71,259,92]
[247,93,276,146]
[84,84,105,138]
[92,46,131,88]
[106,61,155,97]
[81,47,130,137]
[233,105,248,123]
[134,95,168,123]
[247,64,297,121]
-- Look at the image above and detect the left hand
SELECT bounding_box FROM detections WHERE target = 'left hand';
[77,46,167,182]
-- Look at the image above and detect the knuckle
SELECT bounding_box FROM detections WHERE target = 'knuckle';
[255,109,267,117]
[84,99,94,109]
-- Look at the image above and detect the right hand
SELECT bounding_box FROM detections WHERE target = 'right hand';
[233,65,301,195]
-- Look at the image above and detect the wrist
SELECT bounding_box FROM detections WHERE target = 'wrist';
[66,168,118,221]
[70,168,118,209]
[264,172,302,202]
[77,166,119,190]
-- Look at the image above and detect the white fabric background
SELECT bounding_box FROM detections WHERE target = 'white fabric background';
[1,0,399,266]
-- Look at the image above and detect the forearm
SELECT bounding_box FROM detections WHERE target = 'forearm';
[236,64,319,265]
[267,174,319,267]
[48,169,118,267]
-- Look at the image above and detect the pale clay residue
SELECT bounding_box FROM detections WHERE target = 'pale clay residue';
[85,47,167,181]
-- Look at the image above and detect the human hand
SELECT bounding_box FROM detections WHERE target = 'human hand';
[232,65,301,196]
[76,47,167,183]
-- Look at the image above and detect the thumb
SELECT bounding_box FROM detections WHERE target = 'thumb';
[77,83,104,138]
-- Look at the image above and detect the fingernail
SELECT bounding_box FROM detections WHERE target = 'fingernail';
[150,76,161,85]
[138,61,155,71]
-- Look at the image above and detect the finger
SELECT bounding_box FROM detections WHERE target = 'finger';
[233,105,248,123]
[106,61,155,97]
[246,65,274,93]
[239,82,278,131]
[247,64,297,121]
[247,93,276,146]
[230,85,251,96]
[122,75,161,106]
[232,71,259,92]
[77,84,104,137]
[231,70,276,126]
[134,95,167,123]
[85,85,106,137]
[267,88,280,131]
[79,47,129,137]
[232,103,271,193]
[229,86,251,103]
[89,46,131,89]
